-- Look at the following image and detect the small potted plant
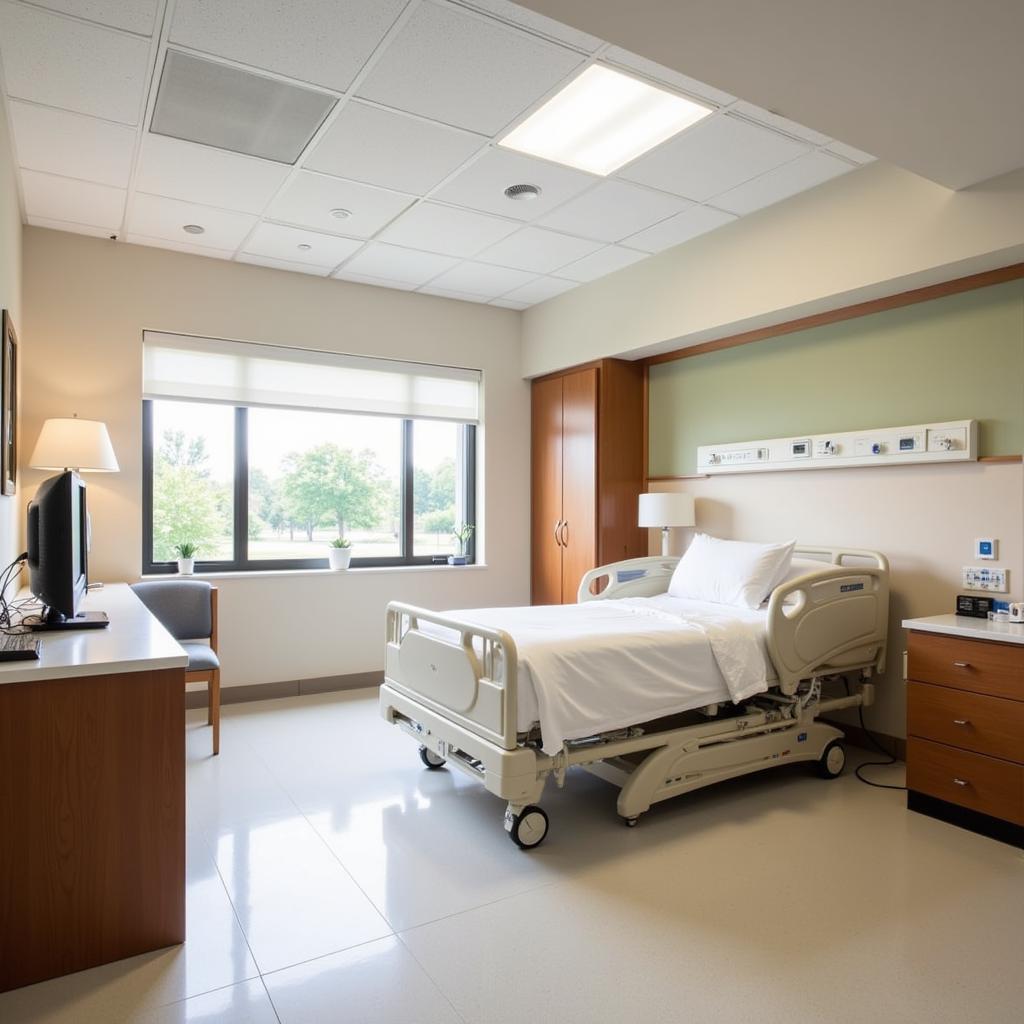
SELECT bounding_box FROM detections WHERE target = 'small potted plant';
[328,537,352,570]
[448,523,474,566]
[174,541,198,576]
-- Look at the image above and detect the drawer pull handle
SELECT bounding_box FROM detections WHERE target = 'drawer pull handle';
[952,777,969,787]
[952,661,971,668]
[952,718,971,726]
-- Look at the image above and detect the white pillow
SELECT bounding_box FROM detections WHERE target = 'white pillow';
[667,533,796,610]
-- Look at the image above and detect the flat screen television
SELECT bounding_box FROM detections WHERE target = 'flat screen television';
[26,470,106,629]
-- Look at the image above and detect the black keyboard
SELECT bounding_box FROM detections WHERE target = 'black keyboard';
[0,633,40,661]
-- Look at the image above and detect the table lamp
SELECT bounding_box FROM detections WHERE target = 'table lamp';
[29,415,120,473]
[638,492,695,556]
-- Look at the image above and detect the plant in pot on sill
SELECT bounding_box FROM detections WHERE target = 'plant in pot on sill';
[174,541,198,576]
[328,537,353,570]
[449,523,474,566]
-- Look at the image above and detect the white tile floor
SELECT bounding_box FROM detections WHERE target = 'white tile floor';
[2,688,1022,1023]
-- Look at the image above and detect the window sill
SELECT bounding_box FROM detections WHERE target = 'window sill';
[141,564,489,581]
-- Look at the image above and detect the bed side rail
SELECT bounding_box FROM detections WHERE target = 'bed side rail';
[384,602,520,750]
[766,552,889,694]
[577,556,680,603]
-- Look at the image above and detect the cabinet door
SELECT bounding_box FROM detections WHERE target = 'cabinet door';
[560,368,597,603]
[531,375,564,605]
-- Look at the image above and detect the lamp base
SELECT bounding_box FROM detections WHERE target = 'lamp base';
[661,527,671,557]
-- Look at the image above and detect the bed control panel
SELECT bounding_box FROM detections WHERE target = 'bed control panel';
[697,420,977,475]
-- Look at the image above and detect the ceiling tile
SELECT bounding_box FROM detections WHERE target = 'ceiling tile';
[169,0,408,93]
[306,101,485,196]
[500,275,578,305]
[557,245,648,282]
[620,113,810,202]
[603,47,736,107]
[729,101,831,146]
[267,170,414,238]
[417,286,489,304]
[243,222,363,268]
[332,270,417,291]
[426,261,537,299]
[124,234,234,260]
[26,0,159,35]
[490,297,528,310]
[128,193,258,250]
[457,1,603,53]
[433,148,595,221]
[21,169,125,230]
[136,134,290,214]
[826,141,875,165]
[379,202,519,258]
[27,215,116,238]
[539,181,691,242]
[339,243,460,287]
[476,225,602,273]
[9,101,136,187]
[237,253,333,277]
[713,151,853,216]
[0,3,151,125]
[357,2,583,135]
[624,204,736,253]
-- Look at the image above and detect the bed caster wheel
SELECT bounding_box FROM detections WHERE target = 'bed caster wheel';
[623,817,639,828]
[817,740,846,779]
[507,805,549,849]
[418,745,446,770]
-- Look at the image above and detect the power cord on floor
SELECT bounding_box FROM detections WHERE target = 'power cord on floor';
[841,676,907,791]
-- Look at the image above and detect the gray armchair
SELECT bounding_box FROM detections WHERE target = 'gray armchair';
[132,580,221,755]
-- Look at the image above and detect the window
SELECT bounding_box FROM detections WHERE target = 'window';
[142,334,478,573]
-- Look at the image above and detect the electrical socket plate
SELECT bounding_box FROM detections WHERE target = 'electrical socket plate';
[962,566,1008,592]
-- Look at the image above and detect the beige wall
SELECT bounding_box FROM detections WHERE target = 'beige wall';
[521,161,1024,378]
[21,227,530,687]
[649,463,1024,738]
[0,99,22,569]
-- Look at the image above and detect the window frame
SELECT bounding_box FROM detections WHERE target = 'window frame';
[142,399,477,574]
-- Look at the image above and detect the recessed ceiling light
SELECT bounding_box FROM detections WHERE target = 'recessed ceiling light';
[182,224,205,234]
[504,183,542,202]
[499,64,712,176]
[329,208,352,220]
[297,243,312,251]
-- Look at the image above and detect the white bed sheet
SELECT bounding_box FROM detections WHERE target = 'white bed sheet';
[424,596,775,754]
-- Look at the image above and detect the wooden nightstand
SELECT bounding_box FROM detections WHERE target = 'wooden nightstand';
[903,615,1024,847]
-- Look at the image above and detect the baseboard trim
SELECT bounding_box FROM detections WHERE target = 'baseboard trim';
[823,718,906,761]
[186,672,383,710]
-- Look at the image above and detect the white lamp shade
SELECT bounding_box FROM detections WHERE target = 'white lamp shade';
[638,492,695,528]
[29,417,120,472]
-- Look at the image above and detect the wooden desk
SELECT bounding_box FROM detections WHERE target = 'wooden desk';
[0,584,188,992]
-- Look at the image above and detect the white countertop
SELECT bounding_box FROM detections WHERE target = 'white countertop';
[0,583,188,685]
[903,614,1024,646]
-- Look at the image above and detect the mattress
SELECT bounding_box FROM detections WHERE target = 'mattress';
[423,595,775,754]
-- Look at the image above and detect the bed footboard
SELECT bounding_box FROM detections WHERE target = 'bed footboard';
[767,548,889,693]
[384,602,520,750]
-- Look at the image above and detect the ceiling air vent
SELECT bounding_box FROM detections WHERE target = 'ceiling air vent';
[504,183,542,201]
[151,50,337,164]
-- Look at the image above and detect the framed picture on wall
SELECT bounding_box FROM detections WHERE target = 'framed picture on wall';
[1,309,17,496]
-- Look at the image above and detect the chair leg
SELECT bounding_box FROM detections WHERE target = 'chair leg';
[210,669,221,756]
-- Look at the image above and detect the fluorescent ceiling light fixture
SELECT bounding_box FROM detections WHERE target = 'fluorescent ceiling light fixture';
[499,65,712,176]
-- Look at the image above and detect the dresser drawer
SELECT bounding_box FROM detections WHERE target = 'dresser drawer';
[908,681,1024,763]
[907,737,1024,824]
[907,631,1024,700]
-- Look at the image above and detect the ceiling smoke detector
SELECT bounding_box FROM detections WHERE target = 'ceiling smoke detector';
[504,183,542,202]
[182,224,205,234]
[329,208,352,220]
[297,243,312,251]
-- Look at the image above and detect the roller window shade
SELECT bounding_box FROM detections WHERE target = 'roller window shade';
[143,332,481,423]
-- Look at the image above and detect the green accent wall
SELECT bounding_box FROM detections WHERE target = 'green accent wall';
[648,279,1024,476]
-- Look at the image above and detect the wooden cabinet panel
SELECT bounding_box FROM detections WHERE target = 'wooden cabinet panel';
[560,368,597,603]
[908,681,1024,763]
[531,375,563,605]
[908,631,1024,700]
[907,737,1024,825]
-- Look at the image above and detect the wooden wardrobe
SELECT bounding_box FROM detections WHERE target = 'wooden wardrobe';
[531,359,646,605]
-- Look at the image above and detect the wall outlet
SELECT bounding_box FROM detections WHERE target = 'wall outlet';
[962,566,1008,592]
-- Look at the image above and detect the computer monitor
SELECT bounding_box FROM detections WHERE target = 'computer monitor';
[26,470,107,629]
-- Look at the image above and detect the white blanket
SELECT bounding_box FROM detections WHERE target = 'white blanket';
[440,596,773,754]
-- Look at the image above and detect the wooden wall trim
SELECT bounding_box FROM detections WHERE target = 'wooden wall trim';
[643,262,1024,368]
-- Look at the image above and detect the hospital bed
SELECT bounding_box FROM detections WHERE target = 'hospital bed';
[380,546,889,849]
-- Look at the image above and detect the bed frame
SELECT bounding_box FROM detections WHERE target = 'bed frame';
[380,547,889,848]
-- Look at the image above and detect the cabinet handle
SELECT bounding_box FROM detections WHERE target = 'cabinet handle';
[952,777,969,787]
[952,661,971,668]
[952,718,970,726]
[553,520,564,546]
[560,520,569,547]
